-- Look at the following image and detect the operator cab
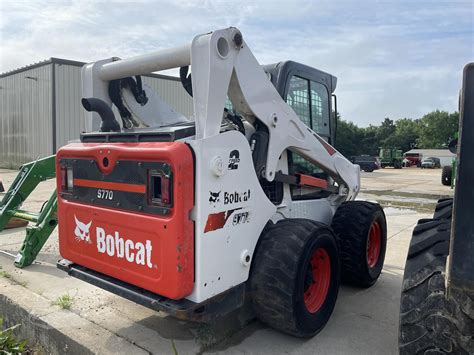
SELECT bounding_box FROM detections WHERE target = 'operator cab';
[263,61,337,145]
[262,61,338,204]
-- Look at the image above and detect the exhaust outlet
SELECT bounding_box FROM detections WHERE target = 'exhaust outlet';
[81,98,120,132]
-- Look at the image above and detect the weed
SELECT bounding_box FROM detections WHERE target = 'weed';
[0,268,27,286]
[52,293,74,310]
[0,271,11,279]
[19,281,27,287]
[0,317,27,354]
[170,339,178,355]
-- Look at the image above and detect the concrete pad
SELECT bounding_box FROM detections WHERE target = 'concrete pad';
[360,168,453,197]
[0,278,149,355]
[0,167,439,353]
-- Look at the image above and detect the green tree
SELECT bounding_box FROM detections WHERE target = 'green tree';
[418,110,459,148]
[335,118,365,157]
[382,118,421,152]
[333,110,458,158]
[377,118,396,143]
[361,125,381,156]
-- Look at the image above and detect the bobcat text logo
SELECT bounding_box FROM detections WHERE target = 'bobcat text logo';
[96,227,153,269]
[228,150,240,170]
[74,215,92,243]
[224,189,251,205]
[209,191,221,203]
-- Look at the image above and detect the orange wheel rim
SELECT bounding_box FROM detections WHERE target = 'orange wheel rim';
[304,248,331,313]
[367,221,382,268]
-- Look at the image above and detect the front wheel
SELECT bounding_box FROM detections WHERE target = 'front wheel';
[331,201,387,287]
[441,165,452,186]
[250,219,340,337]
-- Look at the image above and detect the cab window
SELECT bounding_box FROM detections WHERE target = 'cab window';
[286,76,330,138]
[310,81,330,136]
[286,76,331,200]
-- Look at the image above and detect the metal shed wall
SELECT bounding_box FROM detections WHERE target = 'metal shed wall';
[55,63,84,149]
[54,63,193,149]
[0,64,53,168]
[0,58,193,168]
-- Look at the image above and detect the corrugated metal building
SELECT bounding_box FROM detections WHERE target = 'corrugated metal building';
[0,58,193,168]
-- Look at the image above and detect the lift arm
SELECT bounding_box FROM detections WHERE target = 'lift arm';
[81,27,360,200]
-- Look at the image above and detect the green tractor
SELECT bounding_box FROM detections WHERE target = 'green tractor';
[441,136,457,187]
[379,148,403,169]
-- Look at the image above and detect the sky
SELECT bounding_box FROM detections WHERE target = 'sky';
[1,0,473,126]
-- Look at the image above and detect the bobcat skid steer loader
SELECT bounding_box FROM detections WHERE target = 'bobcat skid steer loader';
[57,27,387,337]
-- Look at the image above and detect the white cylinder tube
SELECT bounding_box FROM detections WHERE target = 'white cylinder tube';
[99,44,191,81]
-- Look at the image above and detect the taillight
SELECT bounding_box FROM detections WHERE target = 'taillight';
[60,166,74,192]
[149,169,172,207]
[160,175,171,205]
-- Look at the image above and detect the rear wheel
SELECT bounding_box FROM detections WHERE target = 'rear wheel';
[441,165,452,186]
[331,201,387,287]
[250,219,340,337]
[399,214,474,354]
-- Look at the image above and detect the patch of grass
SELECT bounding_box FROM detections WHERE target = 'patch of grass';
[0,266,26,287]
[0,317,27,354]
[18,281,27,288]
[52,293,74,310]
[0,270,11,279]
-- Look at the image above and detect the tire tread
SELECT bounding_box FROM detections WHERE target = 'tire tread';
[331,201,386,287]
[250,219,337,337]
[399,199,474,354]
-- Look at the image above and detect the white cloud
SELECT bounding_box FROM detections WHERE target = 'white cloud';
[0,0,472,125]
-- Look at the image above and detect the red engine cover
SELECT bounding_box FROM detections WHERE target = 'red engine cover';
[56,142,194,300]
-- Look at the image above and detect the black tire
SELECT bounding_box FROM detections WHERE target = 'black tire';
[250,219,340,337]
[394,160,402,169]
[433,198,453,220]
[441,166,452,186]
[399,218,474,354]
[331,201,387,287]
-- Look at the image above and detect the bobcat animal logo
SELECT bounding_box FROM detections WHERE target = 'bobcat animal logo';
[209,191,221,204]
[74,215,92,244]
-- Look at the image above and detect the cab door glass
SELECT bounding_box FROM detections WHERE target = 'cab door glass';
[310,81,330,137]
[286,76,331,200]
[286,76,311,127]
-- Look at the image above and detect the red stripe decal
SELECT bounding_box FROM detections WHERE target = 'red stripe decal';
[204,208,240,233]
[316,136,337,156]
[74,179,146,194]
[296,174,328,189]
